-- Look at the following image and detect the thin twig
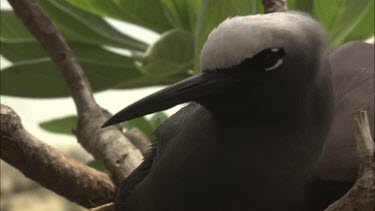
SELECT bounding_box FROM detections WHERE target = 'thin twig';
[262,0,288,13]
[0,104,115,208]
[353,111,374,162]
[7,0,143,184]
[324,111,374,211]
[89,203,114,211]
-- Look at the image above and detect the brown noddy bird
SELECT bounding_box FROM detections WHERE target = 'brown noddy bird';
[102,12,374,211]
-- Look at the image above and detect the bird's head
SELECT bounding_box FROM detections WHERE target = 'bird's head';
[103,12,328,127]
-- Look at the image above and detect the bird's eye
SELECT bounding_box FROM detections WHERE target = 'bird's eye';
[252,48,286,71]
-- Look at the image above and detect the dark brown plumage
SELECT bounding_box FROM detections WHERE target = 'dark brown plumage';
[104,12,374,211]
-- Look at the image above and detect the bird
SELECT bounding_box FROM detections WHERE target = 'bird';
[102,12,374,211]
[307,41,374,210]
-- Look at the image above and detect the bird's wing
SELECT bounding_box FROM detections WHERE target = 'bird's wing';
[314,41,374,183]
[114,103,200,208]
[114,144,156,209]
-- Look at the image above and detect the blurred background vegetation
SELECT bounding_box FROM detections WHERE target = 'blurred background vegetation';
[0,0,374,210]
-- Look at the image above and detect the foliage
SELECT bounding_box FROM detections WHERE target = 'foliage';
[39,112,168,141]
[86,159,110,174]
[1,0,373,139]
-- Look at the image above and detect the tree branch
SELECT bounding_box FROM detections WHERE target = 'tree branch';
[7,0,143,184]
[0,104,115,208]
[262,0,288,13]
[324,111,374,211]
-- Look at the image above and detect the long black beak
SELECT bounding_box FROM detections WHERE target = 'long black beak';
[102,72,238,127]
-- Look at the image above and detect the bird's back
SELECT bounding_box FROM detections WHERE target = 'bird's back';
[308,42,374,210]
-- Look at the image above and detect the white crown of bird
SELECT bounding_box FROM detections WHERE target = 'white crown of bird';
[200,12,326,71]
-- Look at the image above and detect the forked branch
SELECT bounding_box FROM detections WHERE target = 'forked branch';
[0,104,115,208]
[7,0,143,184]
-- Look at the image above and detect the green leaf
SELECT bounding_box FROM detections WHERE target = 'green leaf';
[149,112,168,130]
[114,0,172,32]
[38,112,168,138]
[87,160,109,174]
[194,0,260,71]
[1,59,70,97]
[0,10,36,42]
[112,73,189,89]
[343,0,374,42]
[313,0,373,46]
[40,115,77,135]
[66,0,169,33]
[288,0,314,13]
[36,0,147,50]
[140,29,194,76]
[0,56,141,98]
[123,117,153,138]
[1,41,46,62]
[1,39,136,67]
[287,0,297,10]
[122,112,168,140]
[66,0,128,22]
[161,0,200,31]
[0,40,148,98]
[253,0,265,14]
[0,39,185,98]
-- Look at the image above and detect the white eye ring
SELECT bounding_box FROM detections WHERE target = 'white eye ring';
[265,58,284,71]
